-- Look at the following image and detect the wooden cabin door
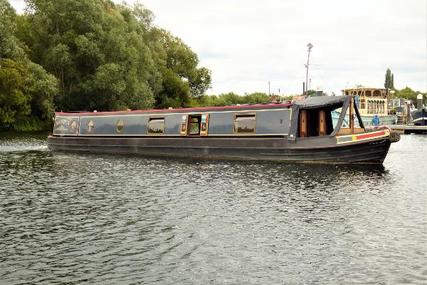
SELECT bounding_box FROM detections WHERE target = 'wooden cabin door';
[299,110,307,137]
[181,114,208,137]
[187,115,202,136]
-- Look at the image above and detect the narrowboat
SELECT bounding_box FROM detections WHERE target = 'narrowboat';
[48,95,400,164]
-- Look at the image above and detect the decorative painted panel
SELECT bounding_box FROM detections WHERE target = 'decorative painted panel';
[79,115,148,135]
[53,116,80,136]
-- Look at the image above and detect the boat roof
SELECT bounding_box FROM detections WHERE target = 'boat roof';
[55,96,351,117]
[294,96,348,109]
[55,103,292,116]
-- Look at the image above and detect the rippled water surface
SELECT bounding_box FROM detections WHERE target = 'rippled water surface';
[0,133,426,284]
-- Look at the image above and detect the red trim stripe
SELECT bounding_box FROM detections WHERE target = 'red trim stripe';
[356,131,386,140]
[55,103,292,117]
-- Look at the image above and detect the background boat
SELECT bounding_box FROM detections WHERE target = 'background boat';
[342,87,397,126]
[411,108,427,126]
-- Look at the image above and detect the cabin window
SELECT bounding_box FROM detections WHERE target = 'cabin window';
[335,100,365,134]
[188,116,201,135]
[337,104,364,129]
[234,114,256,133]
[360,98,366,110]
[367,100,371,114]
[148,118,165,134]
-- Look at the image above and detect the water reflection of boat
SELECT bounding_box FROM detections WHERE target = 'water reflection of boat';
[48,95,399,164]
[343,87,397,126]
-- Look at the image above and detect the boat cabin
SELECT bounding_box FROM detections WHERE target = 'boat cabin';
[53,96,365,140]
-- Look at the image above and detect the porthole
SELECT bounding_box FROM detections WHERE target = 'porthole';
[87,120,95,133]
[116,119,124,133]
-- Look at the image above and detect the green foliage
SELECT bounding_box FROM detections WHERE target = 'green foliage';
[190,92,272,107]
[306,90,317,97]
[18,0,211,111]
[0,0,57,131]
[0,58,57,131]
[149,29,211,108]
[393,87,423,101]
[0,59,31,125]
[384,68,394,90]
[1,0,211,131]
[0,0,25,59]
[25,62,57,120]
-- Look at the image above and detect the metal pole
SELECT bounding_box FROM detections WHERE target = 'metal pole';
[305,43,313,96]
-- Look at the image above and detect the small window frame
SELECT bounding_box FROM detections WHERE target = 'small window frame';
[147,117,165,135]
[233,113,256,134]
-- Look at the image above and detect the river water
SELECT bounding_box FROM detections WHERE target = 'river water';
[0,133,426,284]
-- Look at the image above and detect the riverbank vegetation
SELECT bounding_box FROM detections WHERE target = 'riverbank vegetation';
[189,92,292,107]
[1,0,211,131]
[384,68,426,101]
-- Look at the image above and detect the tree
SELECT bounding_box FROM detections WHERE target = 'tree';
[0,0,57,131]
[0,59,31,127]
[306,90,317,96]
[1,0,212,131]
[394,87,418,101]
[19,0,157,111]
[18,0,211,111]
[242,92,270,104]
[148,29,211,108]
[190,92,272,107]
[384,68,394,90]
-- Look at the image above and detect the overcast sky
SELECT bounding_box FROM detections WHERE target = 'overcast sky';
[10,0,427,95]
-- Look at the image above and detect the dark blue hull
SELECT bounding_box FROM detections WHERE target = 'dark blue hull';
[47,136,392,165]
